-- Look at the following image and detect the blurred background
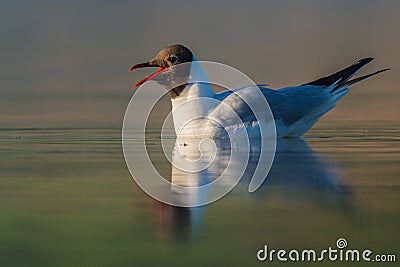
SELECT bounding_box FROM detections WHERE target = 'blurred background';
[1,0,399,128]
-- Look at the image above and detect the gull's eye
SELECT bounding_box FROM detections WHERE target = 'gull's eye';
[168,55,178,63]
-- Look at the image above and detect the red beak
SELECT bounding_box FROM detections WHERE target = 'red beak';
[129,62,168,88]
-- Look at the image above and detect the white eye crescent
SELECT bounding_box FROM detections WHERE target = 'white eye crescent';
[168,55,178,63]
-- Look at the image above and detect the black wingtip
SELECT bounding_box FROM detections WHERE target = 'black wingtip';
[304,57,375,88]
[356,57,374,65]
[342,67,390,88]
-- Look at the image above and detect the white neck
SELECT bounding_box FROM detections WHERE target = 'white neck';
[170,82,216,135]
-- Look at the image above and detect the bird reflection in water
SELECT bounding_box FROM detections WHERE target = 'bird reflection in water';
[152,137,350,241]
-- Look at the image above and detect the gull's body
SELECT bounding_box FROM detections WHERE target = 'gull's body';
[169,82,348,138]
[130,45,388,138]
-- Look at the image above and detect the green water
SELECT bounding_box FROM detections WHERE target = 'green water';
[0,122,399,266]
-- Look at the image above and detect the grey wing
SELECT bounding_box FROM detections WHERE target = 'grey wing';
[264,85,336,125]
[214,85,337,126]
[212,85,276,124]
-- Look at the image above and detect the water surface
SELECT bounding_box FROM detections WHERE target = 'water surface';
[0,122,399,266]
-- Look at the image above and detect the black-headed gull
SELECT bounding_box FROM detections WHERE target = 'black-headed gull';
[129,45,388,138]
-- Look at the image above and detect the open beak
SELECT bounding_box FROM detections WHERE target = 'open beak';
[129,62,168,88]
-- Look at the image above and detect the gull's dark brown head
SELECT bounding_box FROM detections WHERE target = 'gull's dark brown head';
[129,44,193,88]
